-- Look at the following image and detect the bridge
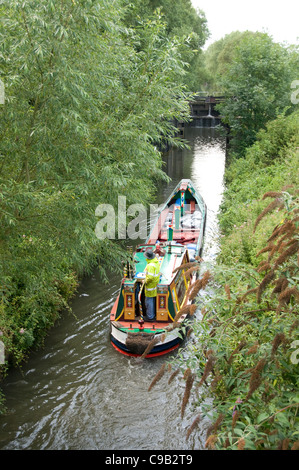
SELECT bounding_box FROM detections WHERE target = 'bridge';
[174,93,226,136]
[189,92,225,126]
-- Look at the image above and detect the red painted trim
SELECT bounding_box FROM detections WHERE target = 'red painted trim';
[111,341,179,358]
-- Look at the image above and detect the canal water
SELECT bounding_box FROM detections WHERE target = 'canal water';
[0,127,226,450]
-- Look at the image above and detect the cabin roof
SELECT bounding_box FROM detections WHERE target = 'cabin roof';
[132,243,186,285]
[146,179,206,247]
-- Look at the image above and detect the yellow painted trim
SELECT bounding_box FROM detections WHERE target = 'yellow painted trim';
[171,287,179,314]
[182,269,188,289]
[115,308,124,321]
[115,290,124,321]
[165,290,174,321]
[179,288,189,310]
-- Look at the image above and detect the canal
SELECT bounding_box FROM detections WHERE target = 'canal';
[0,126,226,450]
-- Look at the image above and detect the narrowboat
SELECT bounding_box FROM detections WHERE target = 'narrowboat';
[110,179,207,358]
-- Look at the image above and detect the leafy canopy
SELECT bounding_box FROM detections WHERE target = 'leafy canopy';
[0,0,192,376]
[216,33,299,155]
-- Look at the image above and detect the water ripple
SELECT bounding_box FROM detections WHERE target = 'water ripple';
[0,127,226,450]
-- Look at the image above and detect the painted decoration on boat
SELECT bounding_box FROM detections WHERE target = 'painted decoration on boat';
[110,179,207,358]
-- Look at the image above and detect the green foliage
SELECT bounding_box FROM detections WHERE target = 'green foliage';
[204,31,258,92]
[123,0,210,91]
[168,188,299,450]
[217,33,299,155]
[0,0,193,398]
[218,111,299,263]
[246,110,299,165]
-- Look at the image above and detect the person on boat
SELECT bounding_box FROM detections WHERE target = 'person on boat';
[144,249,160,321]
[154,240,166,257]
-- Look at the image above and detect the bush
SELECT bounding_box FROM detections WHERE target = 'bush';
[160,186,299,450]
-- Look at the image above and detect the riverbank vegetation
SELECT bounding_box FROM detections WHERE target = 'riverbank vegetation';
[160,53,299,448]
[166,113,299,450]
[0,0,208,407]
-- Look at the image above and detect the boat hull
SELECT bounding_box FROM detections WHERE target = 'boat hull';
[110,322,186,358]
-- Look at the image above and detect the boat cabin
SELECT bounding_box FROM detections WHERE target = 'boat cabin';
[110,242,191,325]
[109,179,206,357]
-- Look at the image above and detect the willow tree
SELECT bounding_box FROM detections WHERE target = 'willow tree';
[0,0,191,369]
[124,0,210,92]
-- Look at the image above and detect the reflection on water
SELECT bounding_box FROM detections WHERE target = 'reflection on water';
[0,127,226,450]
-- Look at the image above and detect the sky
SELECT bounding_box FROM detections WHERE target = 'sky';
[191,0,299,48]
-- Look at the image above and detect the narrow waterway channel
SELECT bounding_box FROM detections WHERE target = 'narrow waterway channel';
[0,126,226,450]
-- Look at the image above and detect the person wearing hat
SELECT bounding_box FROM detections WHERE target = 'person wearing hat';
[144,249,160,320]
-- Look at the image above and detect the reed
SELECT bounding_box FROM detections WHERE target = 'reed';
[257,269,276,303]
[173,305,191,325]
[210,373,223,390]
[198,352,216,387]
[271,333,286,358]
[172,261,200,274]
[256,242,274,257]
[253,198,283,233]
[245,341,259,355]
[185,280,196,300]
[245,357,267,401]
[267,219,293,243]
[181,372,195,418]
[187,270,211,301]
[278,286,299,303]
[237,438,246,450]
[274,240,298,268]
[209,412,224,435]
[289,319,299,333]
[276,286,299,314]
[262,191,283,199]
[277,224,296,244]
[189,304,197,316]
[257,260,271,273]
[172,304,197,327]
[205,434,217,449]
[280,438,290,450]
[139,336,160,360]
[232,410,240,430]
[184,265,200,280]
[186,413,201,440]
[271,276,288,295]
[148,363,166,391]
[183,367,191,380]
[224,284,231,299]
[168,368,180,384]
[186,327,193,337]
